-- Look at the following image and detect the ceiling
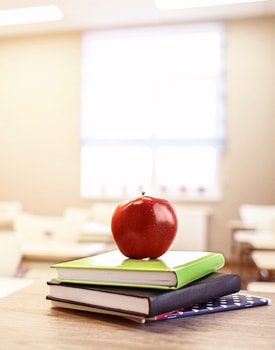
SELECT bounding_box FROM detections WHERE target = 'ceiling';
[1,0,275,37]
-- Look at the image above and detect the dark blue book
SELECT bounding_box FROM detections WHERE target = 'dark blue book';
[146,293,271,322]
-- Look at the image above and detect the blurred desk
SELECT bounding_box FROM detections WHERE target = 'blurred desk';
[21,240,116,281]
[0,283,274,349]
[0,277,32,299]
[80,222,113,243]
[252,250,275,272]
[234,231,275,250]
[22,239,116,262]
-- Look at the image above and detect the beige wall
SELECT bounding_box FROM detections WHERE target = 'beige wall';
[0,33,84,213]
[1,17,275,258]
[211,16,275,256]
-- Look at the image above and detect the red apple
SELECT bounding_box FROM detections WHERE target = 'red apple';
[111,193,178,259]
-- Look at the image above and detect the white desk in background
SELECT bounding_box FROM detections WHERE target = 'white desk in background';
[234,230,275,249]
[20,239,116,281]
[21,239,116,262]
[20,221,115,262]
[0,277,32,299]
[79,222,113,243]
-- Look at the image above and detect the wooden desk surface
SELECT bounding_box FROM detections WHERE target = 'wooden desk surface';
[0,282,274,349]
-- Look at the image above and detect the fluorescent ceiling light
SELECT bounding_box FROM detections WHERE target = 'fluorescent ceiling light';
[0,5,63,26]
[155,0,267,10]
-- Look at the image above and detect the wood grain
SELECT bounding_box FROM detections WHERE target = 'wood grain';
[1,281,274,349]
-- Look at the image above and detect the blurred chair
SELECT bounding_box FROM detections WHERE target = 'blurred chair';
[229,204,275,287]
[239,204,275,231]
[250,250,275,283]
[0,231,22,276]
[0,201,22,231]
[0,231,32,299]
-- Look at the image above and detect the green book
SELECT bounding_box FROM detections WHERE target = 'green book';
[51,250,225,290]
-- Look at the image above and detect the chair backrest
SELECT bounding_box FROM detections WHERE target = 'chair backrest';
[239,205,275,231]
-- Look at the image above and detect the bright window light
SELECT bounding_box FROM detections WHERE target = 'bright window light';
[81,24,225,199]
[0,5,63,26]
[155,0,267,10]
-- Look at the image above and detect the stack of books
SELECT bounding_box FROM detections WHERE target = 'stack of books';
[46,250,270,323]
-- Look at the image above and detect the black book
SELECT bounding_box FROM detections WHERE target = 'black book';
[47,272,241,318]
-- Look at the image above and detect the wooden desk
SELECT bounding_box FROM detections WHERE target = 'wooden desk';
[0,282,274,349]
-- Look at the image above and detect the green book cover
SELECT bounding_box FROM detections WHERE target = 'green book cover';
[51,250,225,290]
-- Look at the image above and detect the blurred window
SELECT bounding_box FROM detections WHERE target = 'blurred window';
[81,24,225,199]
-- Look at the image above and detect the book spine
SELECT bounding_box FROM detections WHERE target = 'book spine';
[175,253,225,289]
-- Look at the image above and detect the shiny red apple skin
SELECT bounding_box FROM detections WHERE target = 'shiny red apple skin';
[111,195,178,259]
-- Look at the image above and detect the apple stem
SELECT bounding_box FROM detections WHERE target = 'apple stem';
[142,191,145,196]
